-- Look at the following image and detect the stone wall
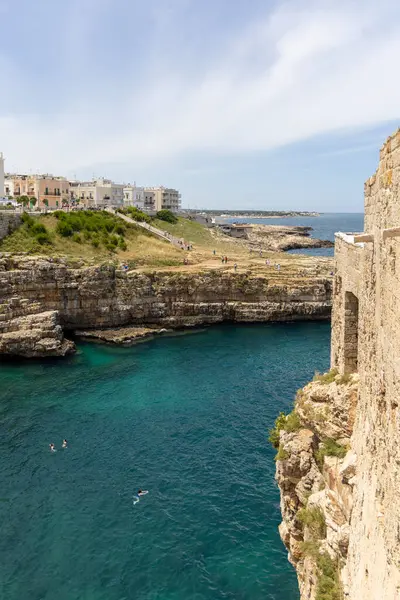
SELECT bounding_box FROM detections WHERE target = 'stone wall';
[276,130,400,600]
[330,131,400,599]
[275,130,400,600]
[0,212,21,240]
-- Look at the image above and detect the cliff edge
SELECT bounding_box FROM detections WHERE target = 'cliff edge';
[0,254,332,357]
[274,129,400,600]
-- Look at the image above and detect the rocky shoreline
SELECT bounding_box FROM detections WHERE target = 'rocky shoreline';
[0,254,333,358]
[245,225,334,252]
[74,325,172,345]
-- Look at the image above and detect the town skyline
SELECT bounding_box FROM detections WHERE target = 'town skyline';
[1,0,400,212]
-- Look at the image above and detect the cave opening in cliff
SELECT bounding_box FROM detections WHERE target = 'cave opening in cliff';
[344,291,359,373]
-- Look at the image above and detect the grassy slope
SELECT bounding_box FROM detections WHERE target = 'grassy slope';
[0,215,185,267]
[0,213,334,278]
[153,218,217,246]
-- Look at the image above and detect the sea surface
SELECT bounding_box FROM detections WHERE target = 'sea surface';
[0,322,331,600]
[223,213,364,256]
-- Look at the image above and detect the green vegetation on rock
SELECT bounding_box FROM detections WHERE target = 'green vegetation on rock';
[315,438,347,468]
[315,553,343,600]
[275,444,289,462]
[269,410,302,449]
[297,506,327,539]
[300,544,342,600]
[313,369,338,384]
[313,368,353,385]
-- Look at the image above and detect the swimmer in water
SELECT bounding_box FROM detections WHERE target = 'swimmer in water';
[49,443,56,452]
[62,439,68,449]
[133,490,148,505]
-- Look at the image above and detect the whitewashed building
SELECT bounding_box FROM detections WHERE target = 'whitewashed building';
[123,185,145,209]
[144,187,181,212]
[4,178,15,198]
[70,179,124,208]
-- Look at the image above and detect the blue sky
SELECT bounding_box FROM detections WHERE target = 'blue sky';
[1,0,399,211]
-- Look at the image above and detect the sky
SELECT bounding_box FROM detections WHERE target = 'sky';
[1,0,399,212]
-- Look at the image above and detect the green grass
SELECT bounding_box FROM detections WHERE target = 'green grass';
[0,211,187,266]
[153,217,217,246]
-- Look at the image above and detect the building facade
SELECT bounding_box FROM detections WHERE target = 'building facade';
[144,187,181,212]
[70,179,124,208]
[4,178,15,198]
[144,190,155,211]
[123,185,145,209]
[8,175,70,209]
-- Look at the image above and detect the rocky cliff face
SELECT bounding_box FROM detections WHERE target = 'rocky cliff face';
[0,254,332,357]
[274,373,359,600]
[276,131,400,600]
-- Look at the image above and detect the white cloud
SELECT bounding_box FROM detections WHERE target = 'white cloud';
[1,0,400,175]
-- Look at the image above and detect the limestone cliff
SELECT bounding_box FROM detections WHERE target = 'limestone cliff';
[275,130,400,600]
[0,254,332,357]
[274,373,358,600]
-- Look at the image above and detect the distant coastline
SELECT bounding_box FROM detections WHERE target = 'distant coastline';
[183,210,320,219]
[220,213,320,219]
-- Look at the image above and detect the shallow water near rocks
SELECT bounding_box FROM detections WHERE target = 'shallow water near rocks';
[0,322,330,600]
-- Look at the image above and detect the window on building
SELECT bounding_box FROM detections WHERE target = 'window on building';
[45,187,49,195]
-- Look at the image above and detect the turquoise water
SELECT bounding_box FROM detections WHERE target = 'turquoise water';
[0,323,331,600]
[224,213,364,256]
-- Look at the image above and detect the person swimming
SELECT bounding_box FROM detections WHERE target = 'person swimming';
[49,443,56,452]
[62,439,68,449]
[133,490,148,505]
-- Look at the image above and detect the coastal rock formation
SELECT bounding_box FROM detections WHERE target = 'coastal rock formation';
[275,130,400,600]
[246,225,334,252]
[0,254,332,357]
[275,375,358,600]
[0,298,75,357]
[75,326,171,345]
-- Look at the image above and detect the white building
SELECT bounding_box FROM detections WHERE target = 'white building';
[144,190,155,212]
[123,185,145,209]
[0,153,5,198]
[144,187,181,212]
[70,178,124,208]
[4,178,14,198]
